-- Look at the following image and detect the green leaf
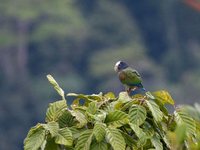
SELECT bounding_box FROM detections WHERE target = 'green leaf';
[93,123,106,142]
[105,110,129,127]
[112,100,124,110]
[145,91,155,99]
[71,110,87,128]
[44,138,60,150]
[118,92,132,103]
[45,100,67,122]
[47,74,65,100]
[106,128,126,150]
[175,124,187,144]
[129,123,147,146]
[142,122,155,138]
[146,100,163,122]
[153,99,169,116]
[67,93,88,100]
[90,141,108,150]
[87,101,97,115]
[55,127,73,146]
[104,92,115,100]
[151,134,163,150]
[40,140,47,150]
[174,108,196,135]
[129,104,146,126]
[152,90,174,105]
[58,110,75,128]
[121,99,138,111]
[162,134,171,149]
[67,93,102,102]
[120,131,137,148]
[88,93,103,101]
[94,110,107,122]
[45,121,59,137]
[24,124,46,150]
[75,130,93,150]
[182,104,200,122]
[69,126,83,139]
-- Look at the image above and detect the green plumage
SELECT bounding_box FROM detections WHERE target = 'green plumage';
[118,67,142,88]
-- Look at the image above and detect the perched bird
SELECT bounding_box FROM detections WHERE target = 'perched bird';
[114,61,145,94]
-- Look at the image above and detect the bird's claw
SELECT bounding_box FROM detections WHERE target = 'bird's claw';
[127,87,138,96]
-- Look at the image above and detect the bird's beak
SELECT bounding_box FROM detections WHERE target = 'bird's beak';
[114,65,118,72]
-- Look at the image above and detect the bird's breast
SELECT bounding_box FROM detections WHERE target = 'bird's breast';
[118,72,126,81]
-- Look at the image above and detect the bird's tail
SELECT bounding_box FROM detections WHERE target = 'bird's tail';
[134,83,146,91]
[129,83,146,96]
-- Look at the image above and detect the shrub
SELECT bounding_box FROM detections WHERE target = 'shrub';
[24,75,200,150]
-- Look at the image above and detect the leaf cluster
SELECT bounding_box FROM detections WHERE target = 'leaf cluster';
[24,75,200,150]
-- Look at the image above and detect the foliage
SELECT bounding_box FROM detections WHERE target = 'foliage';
[24,75,200,150]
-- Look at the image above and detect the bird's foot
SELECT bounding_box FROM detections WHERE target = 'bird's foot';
[127,87,138,96]
[126,88,132,96]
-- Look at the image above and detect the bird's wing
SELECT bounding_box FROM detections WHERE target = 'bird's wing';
[119,68,142,86]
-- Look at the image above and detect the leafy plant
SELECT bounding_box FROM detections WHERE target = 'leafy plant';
[24,75,200,150]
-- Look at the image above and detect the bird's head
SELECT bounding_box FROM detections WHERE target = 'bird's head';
[114,61,129,72]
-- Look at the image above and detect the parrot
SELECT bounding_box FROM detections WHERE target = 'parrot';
[114,61,145,94]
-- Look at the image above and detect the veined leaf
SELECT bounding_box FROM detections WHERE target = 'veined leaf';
[146,100,163,122]
[75,130,93,150]
[153,99,169,116]
[87,101,97,115]
[106,128,126,150]
[145,91,155,99]
[40,140,46,150]
[88,93,103,101]
[129,104,146,126]
[69,126,84,139]
[121,99,138,111]
[118,92,132,103]
[45,121,59,137]
[24,123,46,150]
[182,104,200,122]
[152,90,174,105]
[67,93,90,106]
[105,110,129,127]
[90,141,108,150]
[47,74,65,100]
[93,123,106,142]
[45,100,67,122]
[129,123,147,146]
[44,138,59,150]
[94,110,107,122]
[162,134,171,149]
[55,127,73,146]
[142,122,155,138]
[120,131,137,148]
[67,93,102,102]
[58,110,75,128]
[151,134,163,150]
[67,93,88,99]
[174,108,196,135]
[104,92,115,100]
[71,110,87,128]
[175,124,187,144]
[112,100,124,110]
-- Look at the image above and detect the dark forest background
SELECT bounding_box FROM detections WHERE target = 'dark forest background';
[1,0,200,149]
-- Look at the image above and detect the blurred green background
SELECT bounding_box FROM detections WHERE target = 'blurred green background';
[1,0,200,149]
